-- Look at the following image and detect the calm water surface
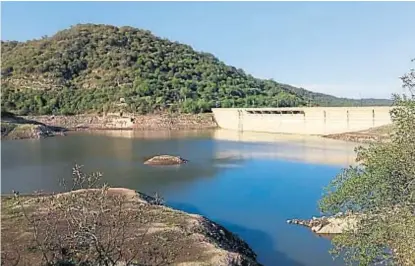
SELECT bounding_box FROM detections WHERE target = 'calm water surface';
[1,129,359,266]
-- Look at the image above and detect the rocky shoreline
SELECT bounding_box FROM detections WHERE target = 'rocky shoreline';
[3,113,393,144]
[24,113,217,131]
[287,213,358,235]
[1,115,66,140]
[323,132,389,144]
[323,125,393,144]
[1,188,261,266]
[1,113,218,140]
[1,123,65,140]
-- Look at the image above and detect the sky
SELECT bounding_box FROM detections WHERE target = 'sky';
[1,1,414,99]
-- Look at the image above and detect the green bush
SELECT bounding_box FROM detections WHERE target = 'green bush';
[319,63,415,265]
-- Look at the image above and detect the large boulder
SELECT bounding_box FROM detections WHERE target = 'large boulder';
[144,155,188,165]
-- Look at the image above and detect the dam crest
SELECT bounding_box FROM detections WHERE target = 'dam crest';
[211,106,393,135]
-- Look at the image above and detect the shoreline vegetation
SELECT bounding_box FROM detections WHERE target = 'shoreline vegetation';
[304,91,415,265]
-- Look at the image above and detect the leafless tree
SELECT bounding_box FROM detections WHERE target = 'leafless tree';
[10,164,155,266]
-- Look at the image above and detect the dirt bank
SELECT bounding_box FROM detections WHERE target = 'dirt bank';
[24,113,218,131]
[323,124,393,144]
[1,188,260,266]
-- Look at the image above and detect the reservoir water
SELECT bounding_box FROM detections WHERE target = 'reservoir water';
[1,129,359,266]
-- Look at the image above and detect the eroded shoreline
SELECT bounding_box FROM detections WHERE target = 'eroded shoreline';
[1,113,217,140]
[24,113,217,131]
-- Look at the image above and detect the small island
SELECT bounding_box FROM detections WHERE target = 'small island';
[144,155,189,166]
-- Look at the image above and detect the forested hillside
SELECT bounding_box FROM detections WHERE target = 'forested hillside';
[1,24,392,115]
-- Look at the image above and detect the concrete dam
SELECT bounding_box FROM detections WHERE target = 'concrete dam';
[211,106,393,135]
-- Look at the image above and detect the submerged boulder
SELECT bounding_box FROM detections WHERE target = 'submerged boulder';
[144,155,188,165]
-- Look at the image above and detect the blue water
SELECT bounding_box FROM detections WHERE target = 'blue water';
[167,160,342,266]
[1,130,354,266]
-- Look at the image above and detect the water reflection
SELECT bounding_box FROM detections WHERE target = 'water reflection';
[72,129,359,167]
[73,129,215,140]
[212,129,359,166]
[1,132,223,194]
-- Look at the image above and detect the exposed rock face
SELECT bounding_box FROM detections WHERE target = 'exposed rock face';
[24,113,217,131]
[287,214,358,234]
[1,122,65,140]
[144,155,189,165]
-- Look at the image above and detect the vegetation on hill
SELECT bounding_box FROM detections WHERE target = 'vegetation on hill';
[282,83,393,107]
[1,24,392,115]
[319,63,415,265]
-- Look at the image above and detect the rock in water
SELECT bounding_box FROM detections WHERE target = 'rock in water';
[144,155,188,165]
[287,214,358,235]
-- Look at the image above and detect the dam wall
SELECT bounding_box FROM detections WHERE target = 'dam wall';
[211,107,393,135]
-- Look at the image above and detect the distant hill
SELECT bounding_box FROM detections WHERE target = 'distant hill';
[1,24,392,115]
[280,83,393,107]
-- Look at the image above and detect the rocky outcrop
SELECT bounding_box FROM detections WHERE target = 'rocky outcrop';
[132,113,217,130]
[144,155,188,165]
[23,115,134,130]
[1,119,66,140]
[1,188,261,266]
[287,214,358,234]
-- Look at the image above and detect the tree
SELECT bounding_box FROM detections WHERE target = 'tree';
[319,62,415,265]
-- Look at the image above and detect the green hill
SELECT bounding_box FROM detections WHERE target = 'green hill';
[1,24,392,115]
